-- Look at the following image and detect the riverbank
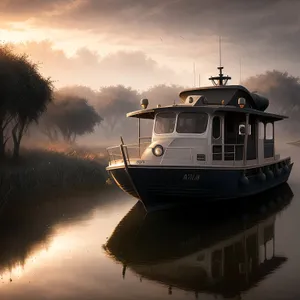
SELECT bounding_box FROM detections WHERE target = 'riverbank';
[0,147,109,209]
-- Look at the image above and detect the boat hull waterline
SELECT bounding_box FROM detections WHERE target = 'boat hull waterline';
[107,158,293,210]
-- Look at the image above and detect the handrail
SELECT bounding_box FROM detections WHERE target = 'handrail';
[107,140,152,165]
[108,142,247,166]
[212,143,244,162]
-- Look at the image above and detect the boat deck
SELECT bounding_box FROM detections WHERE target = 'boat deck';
[107,142,285,170]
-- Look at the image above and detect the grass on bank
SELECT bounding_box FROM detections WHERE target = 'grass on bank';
[0,146,109,207]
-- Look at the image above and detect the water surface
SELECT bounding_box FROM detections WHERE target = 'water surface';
[0,144,300,300]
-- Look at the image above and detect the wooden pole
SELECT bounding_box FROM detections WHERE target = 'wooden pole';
[138,118,141,158]
[273,122,275,160]
[120,144,128,170]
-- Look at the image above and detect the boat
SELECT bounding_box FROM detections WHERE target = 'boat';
[104,183,293,298]
[106,65,293,211]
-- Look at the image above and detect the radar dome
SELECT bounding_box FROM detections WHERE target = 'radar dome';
[251,92,269,111]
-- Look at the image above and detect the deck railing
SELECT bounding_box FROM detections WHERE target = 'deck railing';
[212,144,244,162]
[107,140,151,165]
[211,143,264,167]
[108,141,264,167]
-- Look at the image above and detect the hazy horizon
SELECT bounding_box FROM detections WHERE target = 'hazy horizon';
[2,0,300,148]
[1,0,300,91]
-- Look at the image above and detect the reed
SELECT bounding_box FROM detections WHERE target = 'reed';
[0,147,108,207]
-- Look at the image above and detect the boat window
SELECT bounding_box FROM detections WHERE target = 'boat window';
[212,116,221,139]
[176,112,208,134]
[259,122,265,139]
[266,122,273,140]
[154,112,176,134]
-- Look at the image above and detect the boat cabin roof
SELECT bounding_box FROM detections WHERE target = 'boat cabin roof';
[127,105,287,122]
[179,85,252,103]
[127,84,287,122]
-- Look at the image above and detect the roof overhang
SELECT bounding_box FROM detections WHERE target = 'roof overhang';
[126,108,156,119]
[214,106,288,121]
[126,105,288,121]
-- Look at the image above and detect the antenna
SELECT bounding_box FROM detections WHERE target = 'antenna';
[198,74,201,87]
[219,36,222,67]
[239,57,242,84]
[208,36,231,86]
[193,62,196,87]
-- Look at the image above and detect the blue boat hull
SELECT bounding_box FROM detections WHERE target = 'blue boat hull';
[107,159,293,211]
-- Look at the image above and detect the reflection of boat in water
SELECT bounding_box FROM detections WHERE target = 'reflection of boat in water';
[104,184,293,298]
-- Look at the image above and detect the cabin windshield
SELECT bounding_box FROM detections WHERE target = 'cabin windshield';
[176,112,208,134]
[154,112,176,134]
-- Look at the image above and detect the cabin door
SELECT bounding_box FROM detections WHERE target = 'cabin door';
[211,116,223,161]
[223,113,257,161]
[223,113,244,161]
[246,116,257,160]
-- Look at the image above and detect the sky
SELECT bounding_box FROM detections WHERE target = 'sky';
[0,0,299,90]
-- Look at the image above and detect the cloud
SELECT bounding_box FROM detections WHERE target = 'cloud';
[11,0,296,59]
[3,1,299,47]
[10,40,183,90]
[0,0,71,22]
[3,1,300,86]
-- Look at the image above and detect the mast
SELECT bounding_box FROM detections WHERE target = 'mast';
[209,36,231,86]
[219,36,222,67]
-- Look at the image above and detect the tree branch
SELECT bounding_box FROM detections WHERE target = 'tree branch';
[2,115,13,130]
[3,136,10,146]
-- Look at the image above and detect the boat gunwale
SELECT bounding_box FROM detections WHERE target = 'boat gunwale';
[106,156,292,171]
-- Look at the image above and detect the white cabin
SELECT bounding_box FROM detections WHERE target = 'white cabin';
[107,85,287,170]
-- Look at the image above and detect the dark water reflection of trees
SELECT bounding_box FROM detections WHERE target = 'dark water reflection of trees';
[0,186,117,277]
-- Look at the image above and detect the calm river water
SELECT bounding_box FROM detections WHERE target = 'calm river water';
[0,143,300,300]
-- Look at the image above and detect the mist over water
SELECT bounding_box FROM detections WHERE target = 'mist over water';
[0,140,298,299]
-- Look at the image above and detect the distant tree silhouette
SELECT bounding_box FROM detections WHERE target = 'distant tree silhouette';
[57,85,98,103]
[96,85,139,134]
[141,84,185,107]
[0,45,53,159]
[243,70,300,131]
[41,94,102,144]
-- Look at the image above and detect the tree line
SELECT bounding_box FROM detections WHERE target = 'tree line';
[1,44,299,161]
[0,45,185,160]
